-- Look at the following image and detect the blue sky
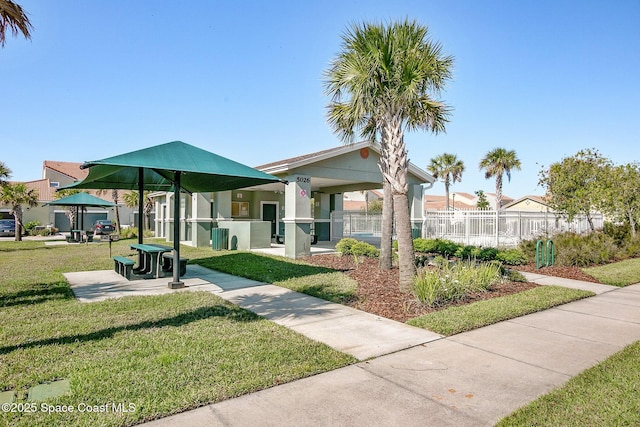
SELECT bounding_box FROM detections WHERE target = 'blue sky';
[2,0,639,198]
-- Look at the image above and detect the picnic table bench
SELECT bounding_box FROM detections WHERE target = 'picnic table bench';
[161,253,189,277]
[112,244,189,280]
[113,256,135,280]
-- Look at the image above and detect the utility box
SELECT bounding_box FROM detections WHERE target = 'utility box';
[212,228,229,250]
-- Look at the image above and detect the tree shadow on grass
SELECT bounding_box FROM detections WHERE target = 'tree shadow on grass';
[0,304,258,355]
[191,252,337,283]
[0,283,75,308]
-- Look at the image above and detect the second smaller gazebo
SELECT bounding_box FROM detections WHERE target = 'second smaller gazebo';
[45,192,116,238]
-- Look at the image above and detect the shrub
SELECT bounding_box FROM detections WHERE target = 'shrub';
[335,238,360,256]
[620,234,640,259]
[553,231,618,267]
[518,238,539,263]
[496,248,528,266]
[476,247,498,262]
[119,227,152,239]
[24,220,40,235]
[603,221,630,246]
[454,245,476,260]
[412,261,503,307]
[350,241,379,260]
[413,238,439,253]
[435,239,461,257]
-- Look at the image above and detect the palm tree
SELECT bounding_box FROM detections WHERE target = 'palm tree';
[0,0,32,47]
[479,148,521,210]
[111,189,121,233]
[0,182,38,241]
[427,153,465,211]
[325,19,453,286]
[123,190,154,231]
[0,161,11,186]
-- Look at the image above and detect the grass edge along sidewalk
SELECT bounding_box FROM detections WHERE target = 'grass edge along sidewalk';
[497,340,640,427]
[0,241,355,426]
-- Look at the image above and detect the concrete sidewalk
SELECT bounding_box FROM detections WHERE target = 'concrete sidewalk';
[136,272,640,427]
[65,265,442,360]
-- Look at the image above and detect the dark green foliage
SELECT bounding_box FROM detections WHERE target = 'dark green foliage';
[437,239,461,257]
[413,238,461,257]
[455,245,476,260]
[476,247,499,261]
[496,248,528,266]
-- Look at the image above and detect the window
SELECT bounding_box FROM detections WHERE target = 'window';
[231,201,249,217]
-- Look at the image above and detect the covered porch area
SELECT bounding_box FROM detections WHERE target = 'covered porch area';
[153,141,434,259]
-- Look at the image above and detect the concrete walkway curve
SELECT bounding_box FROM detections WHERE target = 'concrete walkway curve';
[65,268,640,426]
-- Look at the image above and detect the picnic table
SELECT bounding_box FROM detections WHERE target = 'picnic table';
[129,243,172,279]
[69,230,94,243]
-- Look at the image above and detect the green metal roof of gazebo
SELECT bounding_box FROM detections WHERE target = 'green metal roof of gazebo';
[67,140,284,193]
[44,192,116,207]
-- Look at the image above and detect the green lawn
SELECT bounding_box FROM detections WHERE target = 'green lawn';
[191,252,358,304]
[583,257,640,286]
[497,340,640,426]
[0,240,355,426]
[407,286,594,336]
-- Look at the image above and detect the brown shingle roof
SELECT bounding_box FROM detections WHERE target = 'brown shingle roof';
[22,179,55,202]
[43,161,87,181]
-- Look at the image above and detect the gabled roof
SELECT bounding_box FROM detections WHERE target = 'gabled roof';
[424,194,476,211]
[485,192,514,204]
[503,195,549,209]
[256,140,434,184]
[21,179,55,202]
[43,161,87,181]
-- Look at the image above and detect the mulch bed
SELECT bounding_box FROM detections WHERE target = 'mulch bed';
[517,263,602,283]
[299,255,572,323]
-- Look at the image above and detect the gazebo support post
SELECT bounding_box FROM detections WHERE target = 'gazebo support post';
[136,168,145,269]
[169,171,184,289]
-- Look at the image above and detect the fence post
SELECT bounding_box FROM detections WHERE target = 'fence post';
[495,210,499,247]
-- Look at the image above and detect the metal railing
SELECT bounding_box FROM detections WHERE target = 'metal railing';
[330,210,604,247]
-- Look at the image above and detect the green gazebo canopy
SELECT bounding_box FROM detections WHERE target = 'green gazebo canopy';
[63,140,284,287]
[68,140,282,193]
[45,192,116,208]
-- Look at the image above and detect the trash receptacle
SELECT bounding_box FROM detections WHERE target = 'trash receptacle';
[212,228,229,250]
[411,228,421,239]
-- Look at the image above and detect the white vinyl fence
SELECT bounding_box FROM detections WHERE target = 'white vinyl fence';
[330,210,604,248]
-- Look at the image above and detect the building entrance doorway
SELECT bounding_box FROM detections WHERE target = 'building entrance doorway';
[261,202,278,237]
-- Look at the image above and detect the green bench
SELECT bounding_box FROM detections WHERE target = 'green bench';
[161,253,189,277]
[113,256,136,280]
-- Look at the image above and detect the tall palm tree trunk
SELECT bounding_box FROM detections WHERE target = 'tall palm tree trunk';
[393,193,414,287]
[444,177,451,211]
[112,189,121,233]
[495,174,503,210]
[12,205,23,242]
[379,179,393,270]
[383,117,416,286]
